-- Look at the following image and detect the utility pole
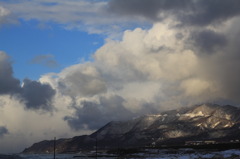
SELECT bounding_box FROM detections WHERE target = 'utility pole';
[53,137,56,159]
[95,134,98,159]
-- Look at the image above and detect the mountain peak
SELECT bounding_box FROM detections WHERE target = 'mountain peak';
[23,104,240,154]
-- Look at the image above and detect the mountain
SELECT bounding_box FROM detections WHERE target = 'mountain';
[22,104,240,154]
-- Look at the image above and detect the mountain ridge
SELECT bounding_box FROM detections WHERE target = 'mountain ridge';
[22,103,240,154]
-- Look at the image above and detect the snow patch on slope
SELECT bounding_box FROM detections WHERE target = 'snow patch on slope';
[183,111,206,118]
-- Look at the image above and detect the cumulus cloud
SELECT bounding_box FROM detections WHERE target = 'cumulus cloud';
[38,16,240,130]
[0,51,56,111]
[58,64,107,97]
[0,126,8,137]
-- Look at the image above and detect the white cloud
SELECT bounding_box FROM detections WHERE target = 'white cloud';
[94,22,197,82]
[0,0,146,35]
[39,18,240,132]
[0,94,90,153]
[0,5,17,26]
[57,63,107,97]
[34,22,204,130]
[0,6,10,17]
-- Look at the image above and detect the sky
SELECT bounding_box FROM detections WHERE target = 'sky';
[0,0,240,154]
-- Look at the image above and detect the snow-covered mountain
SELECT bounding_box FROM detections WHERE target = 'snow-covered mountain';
[23,104,240,154]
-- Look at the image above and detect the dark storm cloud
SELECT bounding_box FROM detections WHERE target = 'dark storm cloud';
[0,126,8,137]
[64,95,134,130]
[108,0,191,21]
[189,30,227,54]
[0,52,21,95]
[108,0,240,25]
[0,52,56,111]
[186,0,240,26]
[21,79,56,111]
[203,31,240,103]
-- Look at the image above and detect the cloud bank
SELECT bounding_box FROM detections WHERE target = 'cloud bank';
[34,0,240,130]
[43,17,240,130]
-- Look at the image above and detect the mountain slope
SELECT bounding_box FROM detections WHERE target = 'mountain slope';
[23,104,240,154]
